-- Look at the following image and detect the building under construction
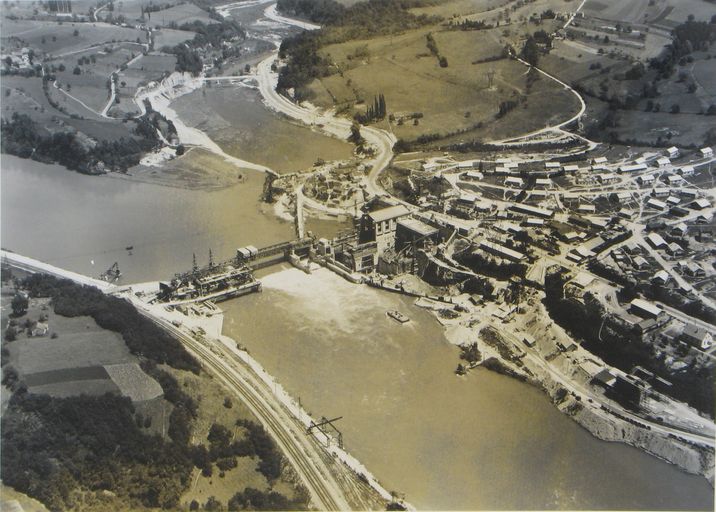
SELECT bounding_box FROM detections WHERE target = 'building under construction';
[157,261,260,304]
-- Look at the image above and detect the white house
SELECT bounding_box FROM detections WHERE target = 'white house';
[646,198,667,210]
[505,177,524,188]
[667,175,684,186]
[699,147,713,159]
[665,146,679,158]
[618,163,647,173]
[680,325,713,350]
[637,174,655,186]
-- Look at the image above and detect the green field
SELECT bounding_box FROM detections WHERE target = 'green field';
[0,284,165,402]
[0,19,145,57]
[308,19,579,143]
[146,3,217,26]
[169,365,304,510]
[154,27,197,48]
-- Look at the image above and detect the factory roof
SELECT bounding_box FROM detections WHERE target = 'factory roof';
[368,205,411,222]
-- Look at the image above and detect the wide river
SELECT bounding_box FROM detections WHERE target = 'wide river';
[1,4,714,505]
[223,268,714,510]
[2,149,713,512]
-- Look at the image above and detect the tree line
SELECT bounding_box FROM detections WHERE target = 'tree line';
[276,0,441,97]
[20,274,200,372]
[0,112,163,173]
[2,274,304,510]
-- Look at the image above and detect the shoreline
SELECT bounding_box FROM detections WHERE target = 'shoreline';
[416,294,716,487]
[122,276,414,510]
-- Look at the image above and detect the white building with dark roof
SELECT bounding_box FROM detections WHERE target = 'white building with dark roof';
[680,325,713,350]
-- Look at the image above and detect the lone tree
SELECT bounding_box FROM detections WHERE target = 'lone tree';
[11,294,28,317]
[348,121,365,146]
[521,36,540,66]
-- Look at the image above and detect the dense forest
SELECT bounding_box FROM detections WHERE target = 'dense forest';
[276,0,440,97]
[649,19,716,78]
[0,112,163,173]
[2,275,294,511]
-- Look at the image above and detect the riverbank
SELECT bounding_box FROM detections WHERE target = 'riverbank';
[219,266,714,509]
[121,276,411,510]
[418,289,716,487]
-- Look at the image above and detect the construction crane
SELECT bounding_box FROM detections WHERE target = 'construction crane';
[100,262,121,282]
[307,416,343,449]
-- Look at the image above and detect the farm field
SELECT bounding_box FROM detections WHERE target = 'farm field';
[536,0,716,147]
[110,53,177,118]
[154,27,197,48]
[106,0,217,27]
[581,0,664,25]
[172,85,354,173]
[309,22,579,142]
[0,19,145,58]
[410,0,566,43]
[50,42,148,116]
[661,0,716,25]
[148,3,218,26]
[0,288,164,402]
[1,76,65,129]
[1,74,140,142]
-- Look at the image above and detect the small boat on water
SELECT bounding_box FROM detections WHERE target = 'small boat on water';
[125,245,134,251]
[387,310,410,324]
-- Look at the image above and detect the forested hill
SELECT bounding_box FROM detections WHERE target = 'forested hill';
[276,0,441,97]
[277,0,437,28]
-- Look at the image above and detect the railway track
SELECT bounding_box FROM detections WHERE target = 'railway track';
[138,310,349,511]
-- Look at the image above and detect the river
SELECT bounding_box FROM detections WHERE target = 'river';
[2,157,713,510]
[0,155,294,283]
[222,267,714,510]
[1,2,714,509]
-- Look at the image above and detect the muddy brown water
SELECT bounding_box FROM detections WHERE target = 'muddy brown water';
[222,268,714,511]
[1,155,294,283]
